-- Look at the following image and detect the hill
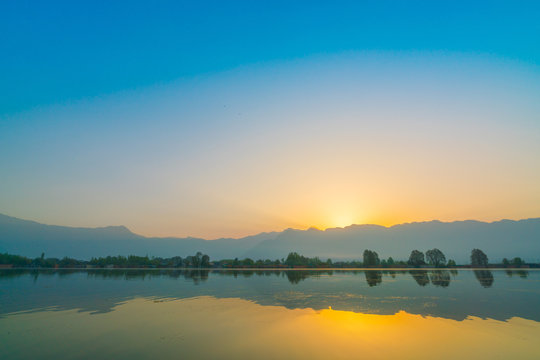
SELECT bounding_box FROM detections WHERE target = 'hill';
[1,214,539,262]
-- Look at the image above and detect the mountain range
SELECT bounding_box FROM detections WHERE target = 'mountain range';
[1,213,539,263]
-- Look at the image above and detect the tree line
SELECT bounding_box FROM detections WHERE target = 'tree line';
[0,252,210,269]
[0,248,534,269]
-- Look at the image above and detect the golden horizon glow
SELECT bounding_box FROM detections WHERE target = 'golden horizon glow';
[2,54,540,239]
[279,213,534,235]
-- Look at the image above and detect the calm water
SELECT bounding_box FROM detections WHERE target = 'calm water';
[1,269,540,359]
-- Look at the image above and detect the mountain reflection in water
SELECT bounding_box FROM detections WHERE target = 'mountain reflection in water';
[2,296,540,360]
[0,269,538,322]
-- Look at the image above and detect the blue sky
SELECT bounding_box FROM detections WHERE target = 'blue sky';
[2,0,539,114]
[1,1,540,238]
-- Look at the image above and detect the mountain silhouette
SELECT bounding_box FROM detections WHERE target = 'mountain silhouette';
[1,213,539,262]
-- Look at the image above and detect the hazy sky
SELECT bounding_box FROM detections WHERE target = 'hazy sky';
[1,1,539,238]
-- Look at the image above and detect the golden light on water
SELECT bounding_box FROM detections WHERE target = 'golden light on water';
[3,296,540,359]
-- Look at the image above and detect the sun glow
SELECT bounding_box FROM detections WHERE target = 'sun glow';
[329,214,357,229]
[306,198,367,230]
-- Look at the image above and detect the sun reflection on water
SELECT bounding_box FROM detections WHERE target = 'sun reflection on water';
[2,296,540,360]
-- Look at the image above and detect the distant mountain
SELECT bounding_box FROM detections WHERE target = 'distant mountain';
[0,214,278,260]
[1,213,539,262]
[244,219,540,263]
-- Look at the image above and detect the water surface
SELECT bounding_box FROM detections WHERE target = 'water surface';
[1,269,539,359]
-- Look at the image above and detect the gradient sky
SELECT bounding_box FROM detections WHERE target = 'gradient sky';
[1,1,540,238]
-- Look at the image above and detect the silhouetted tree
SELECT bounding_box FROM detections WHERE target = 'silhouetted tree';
[201,254,210,268]
[502,258,510,267]
[285,252,306,266]
[193,252,203,267]
[243,258,255,267]
[470,249,488,267]
[512,257,524,267]
[426,249,446,267]
[0,253,32,267]
[446,259,457,267]
[326,258,333,266]
[363,250,380,267]
[170,256,183,267]
[408,250,425,267]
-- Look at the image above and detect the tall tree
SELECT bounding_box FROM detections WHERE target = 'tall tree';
[512,257,524,266]
[193,252,203,268]
[426,249,446,267]
[470,249,489,267]
[363,250,380,267]
[201,254,210,268]
[408,250,425,267]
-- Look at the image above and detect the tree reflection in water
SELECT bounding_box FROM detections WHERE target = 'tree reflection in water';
[285,271,311,284]
[505,269,529,279]
[409,270,430,286]
[364,270,382,287]
[4,268,528,289]
[473,269,494,288]
[429,270,451,287]
[283,270,335,284]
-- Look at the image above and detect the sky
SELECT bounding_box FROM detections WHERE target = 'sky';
[1,1,540,238]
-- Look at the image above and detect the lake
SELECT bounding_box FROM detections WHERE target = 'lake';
[1,269,539,359]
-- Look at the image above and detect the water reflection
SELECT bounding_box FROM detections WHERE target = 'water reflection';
[1,296,540,360]
[429,270,451,287]
[364,270,382,286]
[410,270,430,286]
[505,269,529,278]
[474,269,494,288]
[0,268,524,288]
[0,268,462,287]
[2,269,540,322]
[87,268,211,283]
[284,270,333,284]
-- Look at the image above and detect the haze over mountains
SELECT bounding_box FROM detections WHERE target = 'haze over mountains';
[1,213,539,263]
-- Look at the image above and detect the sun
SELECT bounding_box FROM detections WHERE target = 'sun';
[314,199,365,230]
[329,214,357,229]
